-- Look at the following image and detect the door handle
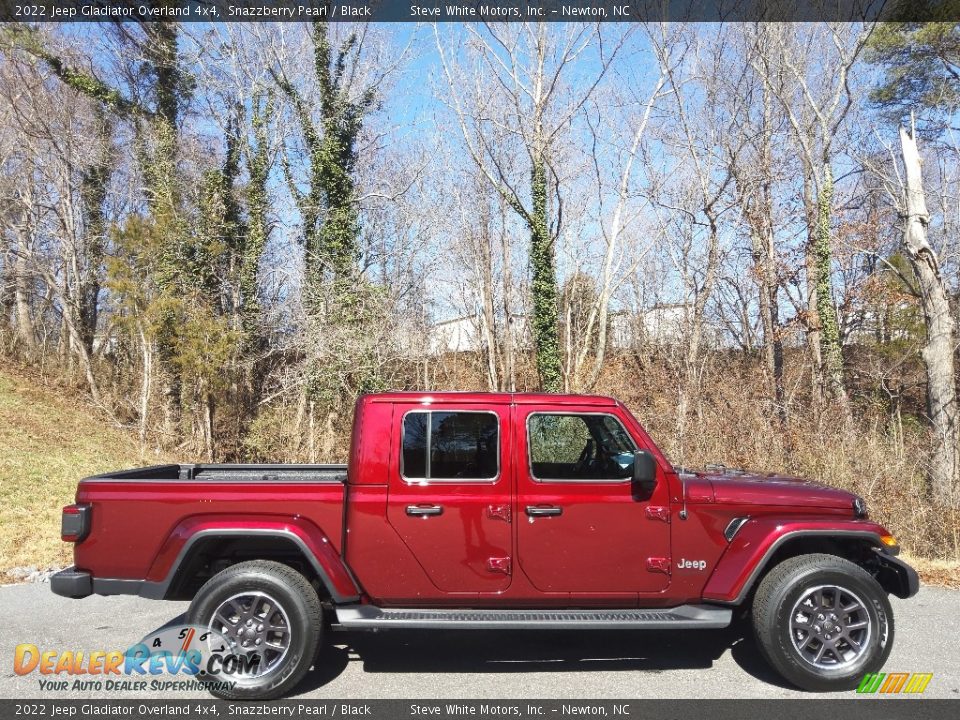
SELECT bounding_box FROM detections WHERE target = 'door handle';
[406,505,443,517]
[525,506,562,517]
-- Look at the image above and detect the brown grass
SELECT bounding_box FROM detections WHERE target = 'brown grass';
[900,554,960,589]
[0,363,171,580]
[603,352,960,566]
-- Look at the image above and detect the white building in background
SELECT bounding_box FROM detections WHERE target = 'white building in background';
[427,316,482,355]
[427,313,531,355]
[608,304,692,348]
[425,304,696,356]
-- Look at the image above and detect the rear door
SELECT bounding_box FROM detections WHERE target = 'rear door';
[515,405,672,594]
[386,404,513,593]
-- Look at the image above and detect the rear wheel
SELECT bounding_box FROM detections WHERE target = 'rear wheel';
[751,553,893,692]
[187,560,322,700]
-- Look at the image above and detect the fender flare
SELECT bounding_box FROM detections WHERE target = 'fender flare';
[141,515,360,603]
[702,517,892,605]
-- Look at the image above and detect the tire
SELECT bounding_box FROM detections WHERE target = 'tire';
[187,560,322,700]
[751,553,893,692]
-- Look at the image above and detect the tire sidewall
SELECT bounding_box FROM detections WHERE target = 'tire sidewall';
[187,567,319,700]
[766,565,893,691]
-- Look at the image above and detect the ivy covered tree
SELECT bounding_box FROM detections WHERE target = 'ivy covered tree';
[6,17,194,440]
[239,96,273,341]
[271,16,386,442]
[527,153,563,393]
[271,19,372,292]
[812,167,845,402]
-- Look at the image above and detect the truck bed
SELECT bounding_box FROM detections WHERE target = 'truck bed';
[73,464,349,586]
[87,463,348,483]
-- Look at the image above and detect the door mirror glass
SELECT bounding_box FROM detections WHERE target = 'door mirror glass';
[632,450,657,489]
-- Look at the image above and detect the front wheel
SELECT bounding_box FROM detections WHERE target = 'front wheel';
[752,553,894,692]
[187,560,322,700]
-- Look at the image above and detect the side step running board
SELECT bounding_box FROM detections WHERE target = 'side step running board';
[335,604,731,630]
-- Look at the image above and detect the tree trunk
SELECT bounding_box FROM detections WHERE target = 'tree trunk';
[0,250,13,338]
[813,164,848,407]
[308,400,317,463]
[752,87,785,422]
[158,343,182,442]
[802,172,824,407]
[77,114,111,356]
[529,153,562,393]
[204,392,215,462]
[141,21,185,447]
[751,223,785,420]
[501,228,516,393]
[137,323,153,446]
[472,208,500,391]
[900,125,959,504]
[13,250,36,353]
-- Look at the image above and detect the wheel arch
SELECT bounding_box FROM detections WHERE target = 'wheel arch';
[702,518,898,606]
[144,518,360,603]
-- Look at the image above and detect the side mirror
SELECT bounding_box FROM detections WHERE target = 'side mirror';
[632,451,657,496]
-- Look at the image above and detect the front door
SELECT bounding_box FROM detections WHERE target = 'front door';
[387,404,513,593]
[515,406,672,594]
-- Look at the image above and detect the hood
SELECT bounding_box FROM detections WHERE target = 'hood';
[675,465,858,511]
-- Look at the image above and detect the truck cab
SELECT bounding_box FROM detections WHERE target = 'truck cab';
[347,392,673,603]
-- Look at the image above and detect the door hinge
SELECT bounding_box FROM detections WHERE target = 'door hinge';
[487,556,512,574]
[645,506,670,523]
[486,505,511,523]
[646,557,671,575]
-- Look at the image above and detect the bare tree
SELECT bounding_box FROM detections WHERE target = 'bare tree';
[436,23,630,392]
[754,23,874,409]
[0,48,108,402]
[562,65,668,393]
[898,124,959,503]
[646,26,736,451]
[724,26,789,421]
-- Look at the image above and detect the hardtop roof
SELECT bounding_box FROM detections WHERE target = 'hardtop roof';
[361,391,618,406]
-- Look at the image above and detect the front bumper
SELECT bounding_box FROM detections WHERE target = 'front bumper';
[51,566,92,599]
[874,549,920,599]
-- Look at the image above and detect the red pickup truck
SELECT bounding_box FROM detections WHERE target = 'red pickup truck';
[52,392,918,699]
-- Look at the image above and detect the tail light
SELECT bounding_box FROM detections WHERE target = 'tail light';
[61,504,91,542]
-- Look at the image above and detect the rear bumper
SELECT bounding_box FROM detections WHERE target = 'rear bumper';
[50,567,92,599]
[51,567,161,600]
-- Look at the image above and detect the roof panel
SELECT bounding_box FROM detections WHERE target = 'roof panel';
[361,392,617,406]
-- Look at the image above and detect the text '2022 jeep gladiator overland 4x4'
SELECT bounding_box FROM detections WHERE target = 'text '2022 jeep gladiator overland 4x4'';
[52,392,918,699]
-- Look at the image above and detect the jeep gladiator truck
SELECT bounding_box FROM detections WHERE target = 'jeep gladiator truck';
[52,392,918,699]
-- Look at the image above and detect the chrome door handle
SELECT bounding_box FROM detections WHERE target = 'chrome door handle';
[525,506,562,517]
[406,505,443,517]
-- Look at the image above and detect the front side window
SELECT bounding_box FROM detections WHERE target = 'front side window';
[402,411,499,481]
[528,413,636,481]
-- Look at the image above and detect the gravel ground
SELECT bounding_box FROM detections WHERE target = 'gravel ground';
[2,582,957,699]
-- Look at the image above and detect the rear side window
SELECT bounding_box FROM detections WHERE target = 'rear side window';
[402,411,499,481]
[528,413,636,481]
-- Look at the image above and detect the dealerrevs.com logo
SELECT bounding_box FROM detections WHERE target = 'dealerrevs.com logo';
[13,624,260,693]
[856,672,934,694]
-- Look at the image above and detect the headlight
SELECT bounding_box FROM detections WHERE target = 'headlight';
[853,497,868,518]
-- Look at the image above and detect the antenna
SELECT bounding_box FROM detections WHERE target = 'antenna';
[678,468,688,520]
